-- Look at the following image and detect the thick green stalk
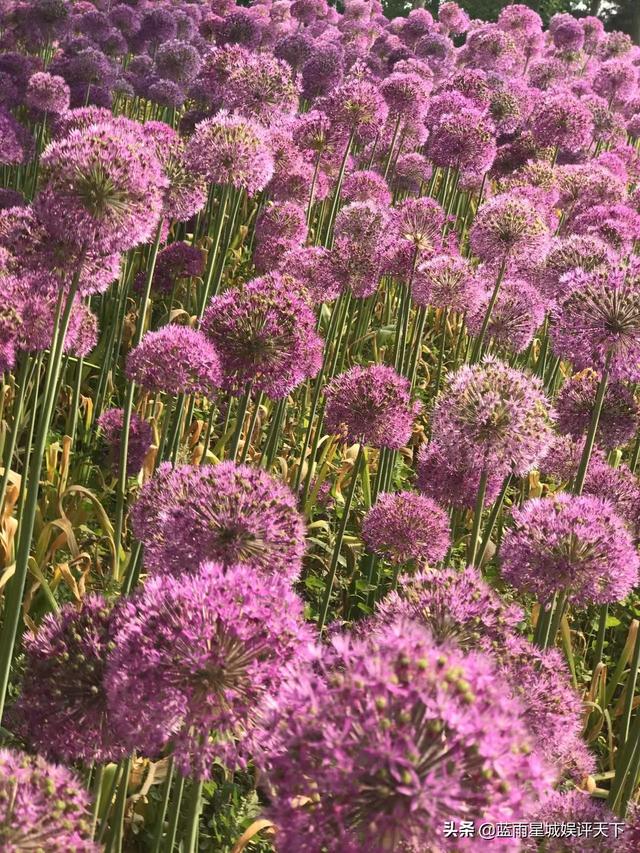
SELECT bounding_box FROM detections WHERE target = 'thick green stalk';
[573,358,611,495]
[150,759,175,853]
[229,384,253,462]
[467,469,488,567]
[622,628,640,745]
[164,774,186,851]
[470,258,506,363]
[182,779,203,853]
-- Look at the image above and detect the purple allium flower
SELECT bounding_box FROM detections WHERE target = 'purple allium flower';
[139,6,177,45]
[467,276,546,354]
[570,203,640,254]
[380,70,430,120]
[0,188,25,210]
[36,119,167,254]
[52,105,113,137]
[202,273,322,398]
[126,325,222,398]
[253,201,307,272]
[106,562,312,778]
[331,200,388,298]
[301,44,344,100]
[582,16,606,53]
[361,491,450,566]
[438,1,470,35]
[0,108,29,165]
[259,620,551,851]
[185,112,274,196]
[497,3,542,44]
[392,152,432,195]
[549,13,584,52]
[556,369,639,450]
[524,791,617,851]
[500,493,639,606]
[430,358,554,480]
[600,30,633,59]
[415,31,455,72]
[216,8,263,48]
[470,193,549,265]
[583,94,626,145]
[324,364,421,450]
[461,25,521,74]
[541,235,612,301]
[413,254,482,315]
[342,169,391,207]
[109,4,141,38]
[291,0,327,25]
[97,407,152,476]
[274,31,313,71]
[277,245,342,304]
[592,59,637,104]
[222,52,299,125]
[550,265,640,382]
[383,196,446,275]
[321,75,388,145]
[155,39,202,85]
[0,748,97,852]
[528,93,593,153]
[416,441,505,511]
[25,71,70,113]
[14,596,124,764]
[556,164,626,215]
[426,106,496,177]
[147,78,185,109]
[132,460,305,580]
[134,241,205,296]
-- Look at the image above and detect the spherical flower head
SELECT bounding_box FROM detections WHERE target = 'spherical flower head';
[0,108,30,166]
[500,493,639,606]
[570,203,640,255]
[556,369,639,451]
[320,75,388,146]
[25,71,70,114]
[380,71,430,120]
[461,25,521,74]
[277,245,342,304]
[341,169,391,207]
[528,93,593,154]
[0,748,97,852]
[497,4,542,44]
[126,324,222,397]
[259,620,552,851]
[592,59,637,104]
[135,240,205,296]
[551,265,640,382]
[392,152,432,195]
[52,105,113,138]
[467,276,546,354]
[413,254,483,314]
[147,78,185,109]
[106,562,313,778]
[141,122,207,223]
[524,791,617,851]
[97,407,152,476]
[581,16,605,53]
[470,193,549,265]
[383,196,447,275]
[202,273,323,399]
[331,200,388,298]
[416,441,505,511]
[221,51,300,126]
[426,106,496,176]
[362,492,450,566]
[36,119,167,254]
[549,13,584,52]
[14,596,125,765]
[325,364,420,450]
[274,31,313,71]
[132,460,306,580]
[301,44,344,100]
[541,235,613,301]
[185,112,274,196]
[438,1,470,35]
[216,8,263,48]
[154,39,201,85]
[253,201,307,272]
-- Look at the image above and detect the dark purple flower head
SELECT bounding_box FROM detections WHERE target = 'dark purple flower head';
[470,193,549,265]
[324,364,421,449]
[134,240,205,295]
[139,6,177,44]
[301,44,344,100]
[0,748,97,852]
[341,169,391,207]
[155,39,202,85]
[14,596,125,764]
[362,491,450,566]
[0,188,24,210]
[253,201,307,272]
[97,407,152,476]
[416,441,505,511]
[132,460,306,580]
[36,119,167,254]
[430,358,554,480]
[392,152,432,194]
[259,620,552,851]
[291,0,327,25]
[592,58,637,104]
[217,8,263,48]
[541,235,613,301]
[106,562,313,778]
[276,245,342,304]
[202,273,323,398]
[500,493,639,606]
[25,71,70,113]
[109,4,141,38]
[426,106,496,177]
[185,112,274,196]
[274,31,313,71]
[147,78,185,109]
[413,254,483,315]
[126,324,221,397]
[551,265,640,382]
[0,108,30,166]
[556,369,639,450]
[525,791,617,851]
[549,13,584,52]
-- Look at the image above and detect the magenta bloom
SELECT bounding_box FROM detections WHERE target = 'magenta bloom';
[416,441,504,510]
[549,12,584,51]
[14,596,125,765]
[134,241,205,296]
[131,460,305,580]
[470,193,549,266]
[331,201,388,298]
[322,76,388,145]
[0,748,97,852]
[277,246,342,304]
[258,620,551,852]
[0,108,30,165]
[185,112,274,196]
[324,364,421,449]
[141,122,207,223]
[202,273,322,398]
[500,493,639,606]
[97,407,152,476]
[25,71,70,113]
[426,106,496,177]
[467,276,546,354]
[341,170,391,207]
[36,119,167,254]
[541,235,612,301]
[524,791,618,852]
[529,94,592,154]
[126,325,221,397]
[106,562,313,778]
[361,491,450,566]
[413,254,483,314]
[253,201,307,272]
[430,358,554,480]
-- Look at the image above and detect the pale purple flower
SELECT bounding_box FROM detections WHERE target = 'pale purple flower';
[549,13,584,52]
[524,791,618,852]
[277,245,342,304]
[331,201,388,298]
[25,71,70,113]
[467,276,546,354]
[413,254,483,315]
[321,75,388,145]
[155,39,202,85]
[416,441,505,510]
[253,201,307,272]
[361,491,450,566]
[134,241,205,296]
[528,93,593,153]
[426,106,496,176]
[341,169,391,207]
[470,193,549,265]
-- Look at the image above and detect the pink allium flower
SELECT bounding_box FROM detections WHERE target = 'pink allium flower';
[497,3,542,44]
[324,364,421,449]
[541,235,613,301]
[430,358,554,480]
[14,596,125,764]
[106,562,313,778]
[222,51,300,125]
[570,203,640,254]
[380,70,429,120]
[52,105,113,137]
[528,93,593,153]
[185,112,274,196]
[470,193,549,265]
[582,16,606,53]
[426,106,497,176]
[132,460,306,580]
[361,491,450,566]
[301,44,344,100]
[277,245,342,304]
[134,241,205,296]
[416,441,504,510]
[341,169,391,207]
[321,75,388,145]
[549,12,584,51]
[438,1,470,35]
[155,39,202,85]
[142,122,207,223]
[97,407,152,476]
[202,273,323,398]
[0,107,30,165]
[460,25,521,74]
[216,8,263,48]
[0,748,97,852]
[392,152,432,194]
[467,276,546,354]
[500,493,639,606]
[592,58,637,104]
[551,266,640,382]
[36,119,167,254]
[524,790,618,851]
[258,620,552,851]
[331,200,388,298]
[253,201,307,272]
[383,196,447,276]
[25,71,70,113]
[412,254,483,315]
[126,324,222,397]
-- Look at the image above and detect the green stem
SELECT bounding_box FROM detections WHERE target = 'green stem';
[229,384,253,462]
[164,774,186,851]
[467,470,488,567]
[150,759,175,853]
[470,258,506,363]
[573,358,611,495]
[182,779,203,853]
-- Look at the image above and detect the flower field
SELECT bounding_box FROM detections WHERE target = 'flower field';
[1,0,640,849]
